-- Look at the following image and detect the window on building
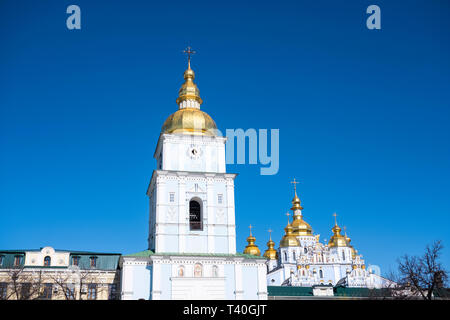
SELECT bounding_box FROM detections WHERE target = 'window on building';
[304,247,307,254]
[342,250,346,261]
[0,255,4,266]
[212,265,219,277]
[0,283,7,299]
[194,263,202,277]
[41,283,52,300]
[319,270,323,278]
[87,284,97,300]
[14,255,23,267]
[72,256,80,266]
[44,256,51,267]
[293,251,296,260]
[284,252,287,261]
[189,200,202,231]
[20,283,31,299]
[217,194,223,204]
[169,192,175,203]
[108,284,118,300]
[67,284,76,300]
[178,266,185,277]
[90,256,97,268]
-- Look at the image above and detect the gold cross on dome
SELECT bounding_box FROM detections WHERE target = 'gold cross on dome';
[290,178,300,191]
[183,46,196,68]
[286,212,291,224]
[333,212,338,225]
[249,224,253,236]
[268,228,273,240]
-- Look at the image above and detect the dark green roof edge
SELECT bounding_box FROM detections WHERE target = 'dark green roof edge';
[268,286,314,296]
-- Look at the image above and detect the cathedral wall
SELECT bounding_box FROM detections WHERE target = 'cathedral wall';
[242,265,259,300]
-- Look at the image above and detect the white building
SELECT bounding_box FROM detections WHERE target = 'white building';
[263,185,392,290]
[120,56,268,300]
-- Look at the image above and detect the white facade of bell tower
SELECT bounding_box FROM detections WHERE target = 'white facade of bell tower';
[147,133,237,254]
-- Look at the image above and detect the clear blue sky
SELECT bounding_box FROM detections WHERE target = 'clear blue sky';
[1,0,449,275]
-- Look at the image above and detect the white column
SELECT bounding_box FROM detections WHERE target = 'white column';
[234,261,244,300]
[155,176,166,253]
[226,176,236,254]
[206,176,215,253]
[121,260,134,300]
[178,174,187,253]
[257,263,268,300]
[152,260,162,300]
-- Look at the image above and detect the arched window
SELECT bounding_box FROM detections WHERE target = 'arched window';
[284,252,287,261]
[319,269,323,278]
[304,247,307,254]
[212,265,219,277]
[293,251,296,260]
[194,263,203,277]
[342,250,346,261]
[178,266,185,277]
[44,256,51,267]
[189,199,202,230]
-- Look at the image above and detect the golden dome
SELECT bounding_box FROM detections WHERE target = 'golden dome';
[280,223,300,248]
[161,54,218,136]
[291,193,303,211]
[288,186,312,236]
[263,231,278,260]
[291,214,312,236]
[161,108,218,136]
[176,65,202,105]
[243,226,261,256]
[328,214,349,248]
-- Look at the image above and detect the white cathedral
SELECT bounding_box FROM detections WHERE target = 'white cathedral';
[120,52,390,300]
[258,185,391,290]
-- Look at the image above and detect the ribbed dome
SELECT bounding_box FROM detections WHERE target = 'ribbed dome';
[291,215,313,236]
[161,108,218,136]
[280,224,300,248]
[328,224,348,248]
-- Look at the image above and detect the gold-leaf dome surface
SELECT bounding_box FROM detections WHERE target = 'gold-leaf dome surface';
[161,108,218,136]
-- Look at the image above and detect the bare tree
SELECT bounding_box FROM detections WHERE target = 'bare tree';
[48,267,110,300]
[397,240,448,300]
[2,267,43,300]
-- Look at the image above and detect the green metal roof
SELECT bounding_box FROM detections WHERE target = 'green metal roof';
[0,249,121,271]
[124,250,266,259]
[69,253,121,270]
[0,252,25,269]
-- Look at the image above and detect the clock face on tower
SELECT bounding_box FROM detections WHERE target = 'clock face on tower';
[188,145,202,160]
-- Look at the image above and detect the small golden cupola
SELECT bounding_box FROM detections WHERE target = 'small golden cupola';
[344,226,356,259]
[263,229,278,260]
[289,179,313,236]
[280,213,300,248]
[328,213,349,248]
[161,47,218,136]
[243,225,261,256]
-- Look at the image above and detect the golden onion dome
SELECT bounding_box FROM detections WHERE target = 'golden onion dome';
[280,223,300,248]
[288,188,312,236]
[328,215,349,248]
[243,226,261,256]
[176,65,202,105]
[161,55,218,136]
[161,108,218,136]
[263,232,278,260]
[291,193,303,211]
[291,214,312,236]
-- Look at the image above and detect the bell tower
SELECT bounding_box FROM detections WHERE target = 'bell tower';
[147,49,236,254]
